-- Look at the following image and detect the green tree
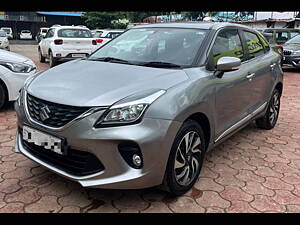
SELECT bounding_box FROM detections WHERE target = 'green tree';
[181,11,207,21]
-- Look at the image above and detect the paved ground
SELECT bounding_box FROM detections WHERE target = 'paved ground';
[0,45,300,213]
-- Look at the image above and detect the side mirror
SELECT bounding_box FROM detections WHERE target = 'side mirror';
[215,56,241,78]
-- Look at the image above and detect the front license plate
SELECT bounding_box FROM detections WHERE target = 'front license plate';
[22,126,64,155]
[72,54,86,58]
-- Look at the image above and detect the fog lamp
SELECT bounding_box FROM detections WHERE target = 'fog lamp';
[132,154,142,167]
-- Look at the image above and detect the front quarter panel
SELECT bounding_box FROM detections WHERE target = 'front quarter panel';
[144,67,215,143]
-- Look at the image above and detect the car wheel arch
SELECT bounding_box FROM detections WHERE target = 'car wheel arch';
[0,78,8,102]
[275,82,283,97]
[182,112,211,151]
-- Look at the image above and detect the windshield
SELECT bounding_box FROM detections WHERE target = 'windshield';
[286,33,300,44]
[22,30,30,33]
[41,29,48,33]
[88,28,208,67]
[0,31,6,37]
[58,29,92,38]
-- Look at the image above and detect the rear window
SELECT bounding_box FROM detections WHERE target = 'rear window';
[41,29,48,33]
[58,29,92,38]
[2,28,10,33]
[22,30,30,33]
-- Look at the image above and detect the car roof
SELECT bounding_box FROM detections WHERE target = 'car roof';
[131,22,251,30]
[261,28,300,31]
[52,25,90,30]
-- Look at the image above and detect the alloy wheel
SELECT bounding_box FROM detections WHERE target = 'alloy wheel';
[269,91,280,125]
[174,131,201,186]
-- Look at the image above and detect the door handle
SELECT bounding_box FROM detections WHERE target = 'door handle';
[246,73,255,79]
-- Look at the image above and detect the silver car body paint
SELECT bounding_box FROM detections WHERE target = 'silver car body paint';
[15,22,283,189]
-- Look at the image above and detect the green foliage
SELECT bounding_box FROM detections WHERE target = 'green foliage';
[181,11,207,21]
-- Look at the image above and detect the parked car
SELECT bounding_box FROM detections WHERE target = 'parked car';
[257,28,300,45]
[36,27,49,43]
[0,30,10,51]
[15,22,283,195]
[0,49,36,109]
[0,27,13,39]
[91,29,105,37]
[19,30,33,40]
[38,25,98,67]
[281,34,300,67]
[94,29,124,47]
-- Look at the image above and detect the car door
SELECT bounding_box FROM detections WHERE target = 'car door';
[41,28,54,56]
[209,28,254,140]
[240,30,275,113]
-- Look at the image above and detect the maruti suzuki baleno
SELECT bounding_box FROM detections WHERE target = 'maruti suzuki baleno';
[15,23,283,195]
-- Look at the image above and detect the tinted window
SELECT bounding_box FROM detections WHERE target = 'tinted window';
[211,29,244,66]
[45,29,54,38]
[105,32,123,39]
[57,29,92,38]
[275,31,289,44]
[244,31,265,59]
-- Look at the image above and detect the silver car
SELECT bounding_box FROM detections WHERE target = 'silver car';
[15,22,283,195]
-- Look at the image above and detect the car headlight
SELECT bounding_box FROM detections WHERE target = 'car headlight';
[293,50,300,55]
[0,61,35,73]
[94,89,166,127]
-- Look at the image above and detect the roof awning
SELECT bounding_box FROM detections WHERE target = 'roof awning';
[36,12,83,17]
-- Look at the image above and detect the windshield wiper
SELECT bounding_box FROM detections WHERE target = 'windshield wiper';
[88,57,131,64]
[138,61,182,68]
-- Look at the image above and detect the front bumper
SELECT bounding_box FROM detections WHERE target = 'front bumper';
[282,55,300,67]
[2,70,36,101]
[15,101,181,189]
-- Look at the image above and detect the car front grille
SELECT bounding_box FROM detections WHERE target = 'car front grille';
[21,135,105,177]
[26,93,90,128]
[283,50,292,56]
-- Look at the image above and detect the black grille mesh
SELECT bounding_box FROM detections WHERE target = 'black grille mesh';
[283,50,292,56]
[26,94,90,128]
[22,137,104,177]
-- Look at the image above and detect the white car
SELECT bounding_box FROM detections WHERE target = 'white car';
[38,25,98,67]
[94,29,124,47]
[20,30,33,40]
[0,30,10,51]
[0,49,36,109]
[0,27,13,39]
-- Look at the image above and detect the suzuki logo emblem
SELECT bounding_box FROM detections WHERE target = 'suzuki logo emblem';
[40,106,51,121]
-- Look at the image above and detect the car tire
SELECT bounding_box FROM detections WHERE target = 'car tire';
[49,51,57,67]
[0,83,7,110]
[256,88,281,130]
[38,48,45,63]
[163,119,206,196]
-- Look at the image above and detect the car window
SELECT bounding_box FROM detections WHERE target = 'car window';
[0,31,6,37]
[290,31,300,38]
[243,31,265,59]
[211,29,244,66]
[275,31,289,44]
[45,29,54,38]
[285,34,300,44]
[57,29,92,38]
[105,32,122,39]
